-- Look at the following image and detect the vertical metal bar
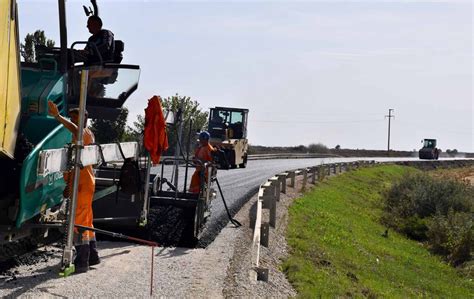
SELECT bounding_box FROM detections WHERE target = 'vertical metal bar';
[140,155,152,225]
[58,0,68,73]
[206,164,212,203]
[173,97,184,199]
[62,69,88,268]
[184,119,192,193]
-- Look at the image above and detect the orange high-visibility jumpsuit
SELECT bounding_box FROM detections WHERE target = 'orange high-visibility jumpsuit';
[189,144,215,193]
[64,128,96,245]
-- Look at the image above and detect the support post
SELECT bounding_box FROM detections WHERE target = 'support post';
[302,169,307,191]
[61,69,89,276]
[278,174,287,194]
[289,171,296,188]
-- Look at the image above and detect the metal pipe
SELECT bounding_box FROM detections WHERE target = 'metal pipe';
[141,154,152,224]
[206,164,212,203]
[58,0,68,73]
[61,69,88,268]
[183,119,193,193]
[174,99,184,199]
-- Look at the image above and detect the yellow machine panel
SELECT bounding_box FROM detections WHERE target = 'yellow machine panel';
[0,0,22,159]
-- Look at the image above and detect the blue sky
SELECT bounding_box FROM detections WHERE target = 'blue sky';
[18,0,473,152]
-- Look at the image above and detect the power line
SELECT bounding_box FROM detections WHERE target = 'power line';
[251,119,385,124]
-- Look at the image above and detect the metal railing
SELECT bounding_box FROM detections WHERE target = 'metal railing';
[250,160,376,281]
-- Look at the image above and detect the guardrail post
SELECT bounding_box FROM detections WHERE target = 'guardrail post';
[289,171,296,188]
[339,163,343,173]
[302,169,307,191]
[256,268,269,282]
[278,173,287,194]
[327,165,331,176]
[311,167,317,184]
[269,177,281,202]
[260,222,269,247]
[262,184,276,228]
[318,166,324,182]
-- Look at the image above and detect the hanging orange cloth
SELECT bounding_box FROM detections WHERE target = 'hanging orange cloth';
[144,95,169,164]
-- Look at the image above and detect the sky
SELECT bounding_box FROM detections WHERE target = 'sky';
[17,0,473,152]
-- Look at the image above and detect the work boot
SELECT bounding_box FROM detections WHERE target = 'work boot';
[89,241,101,266]
[74,245,90,273]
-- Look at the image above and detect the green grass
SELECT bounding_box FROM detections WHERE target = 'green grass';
[283,165,474,298]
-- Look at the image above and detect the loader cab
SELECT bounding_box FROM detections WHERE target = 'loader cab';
[208,107,248,140]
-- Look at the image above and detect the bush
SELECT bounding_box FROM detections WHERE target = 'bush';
[308,143,329,153]
[382,173,473,264]
[427,210,472,266]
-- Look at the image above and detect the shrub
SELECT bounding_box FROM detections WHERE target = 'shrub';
[427,210,473,266]
[382,173,473,264]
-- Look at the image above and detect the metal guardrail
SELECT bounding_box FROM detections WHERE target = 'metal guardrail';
[247,153,340,160]
[140,153,340,165]
[250,160,376,282]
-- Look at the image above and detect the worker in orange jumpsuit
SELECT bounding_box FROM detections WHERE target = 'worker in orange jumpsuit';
[48,101,100,273]
[189,131,215,193]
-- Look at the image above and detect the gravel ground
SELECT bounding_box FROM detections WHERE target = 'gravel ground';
[0,178,306,298]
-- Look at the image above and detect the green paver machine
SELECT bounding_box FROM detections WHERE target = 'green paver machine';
[0,0,143,274]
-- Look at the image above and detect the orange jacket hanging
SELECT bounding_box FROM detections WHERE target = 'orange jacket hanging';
[144,95,169,164]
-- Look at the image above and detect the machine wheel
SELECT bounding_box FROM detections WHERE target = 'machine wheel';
[239,154,248,168]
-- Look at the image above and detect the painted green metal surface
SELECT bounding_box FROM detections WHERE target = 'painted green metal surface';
[15,65,71,227]
[16,124,72,227]
[20,66,67,144]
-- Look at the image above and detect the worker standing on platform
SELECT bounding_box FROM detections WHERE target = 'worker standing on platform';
[189,131,215,193]
[48,101,100,273]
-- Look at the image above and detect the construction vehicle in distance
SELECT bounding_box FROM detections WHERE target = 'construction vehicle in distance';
[419,138,440,160]
[208,107,249,169]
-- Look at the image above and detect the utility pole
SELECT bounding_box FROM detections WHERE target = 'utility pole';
[385,109,395,153]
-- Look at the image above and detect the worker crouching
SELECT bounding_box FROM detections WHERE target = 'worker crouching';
[189,131,216,193]
[48,101,100,273]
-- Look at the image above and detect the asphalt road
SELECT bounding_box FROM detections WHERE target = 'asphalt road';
[153,156,463,246]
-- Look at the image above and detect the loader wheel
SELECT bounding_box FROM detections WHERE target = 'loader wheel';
[239,154,248,168]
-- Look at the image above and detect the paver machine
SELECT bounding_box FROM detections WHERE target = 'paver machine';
[1,0,218,274]
[419,138,440,160]
[0,0,143,272]
[208,107,249,169]
[92,98,219,245]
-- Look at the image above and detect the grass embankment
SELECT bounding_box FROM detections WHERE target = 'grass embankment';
[283,165,473,298]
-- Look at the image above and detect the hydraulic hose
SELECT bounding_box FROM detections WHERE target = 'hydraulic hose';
[214,177,242,227]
